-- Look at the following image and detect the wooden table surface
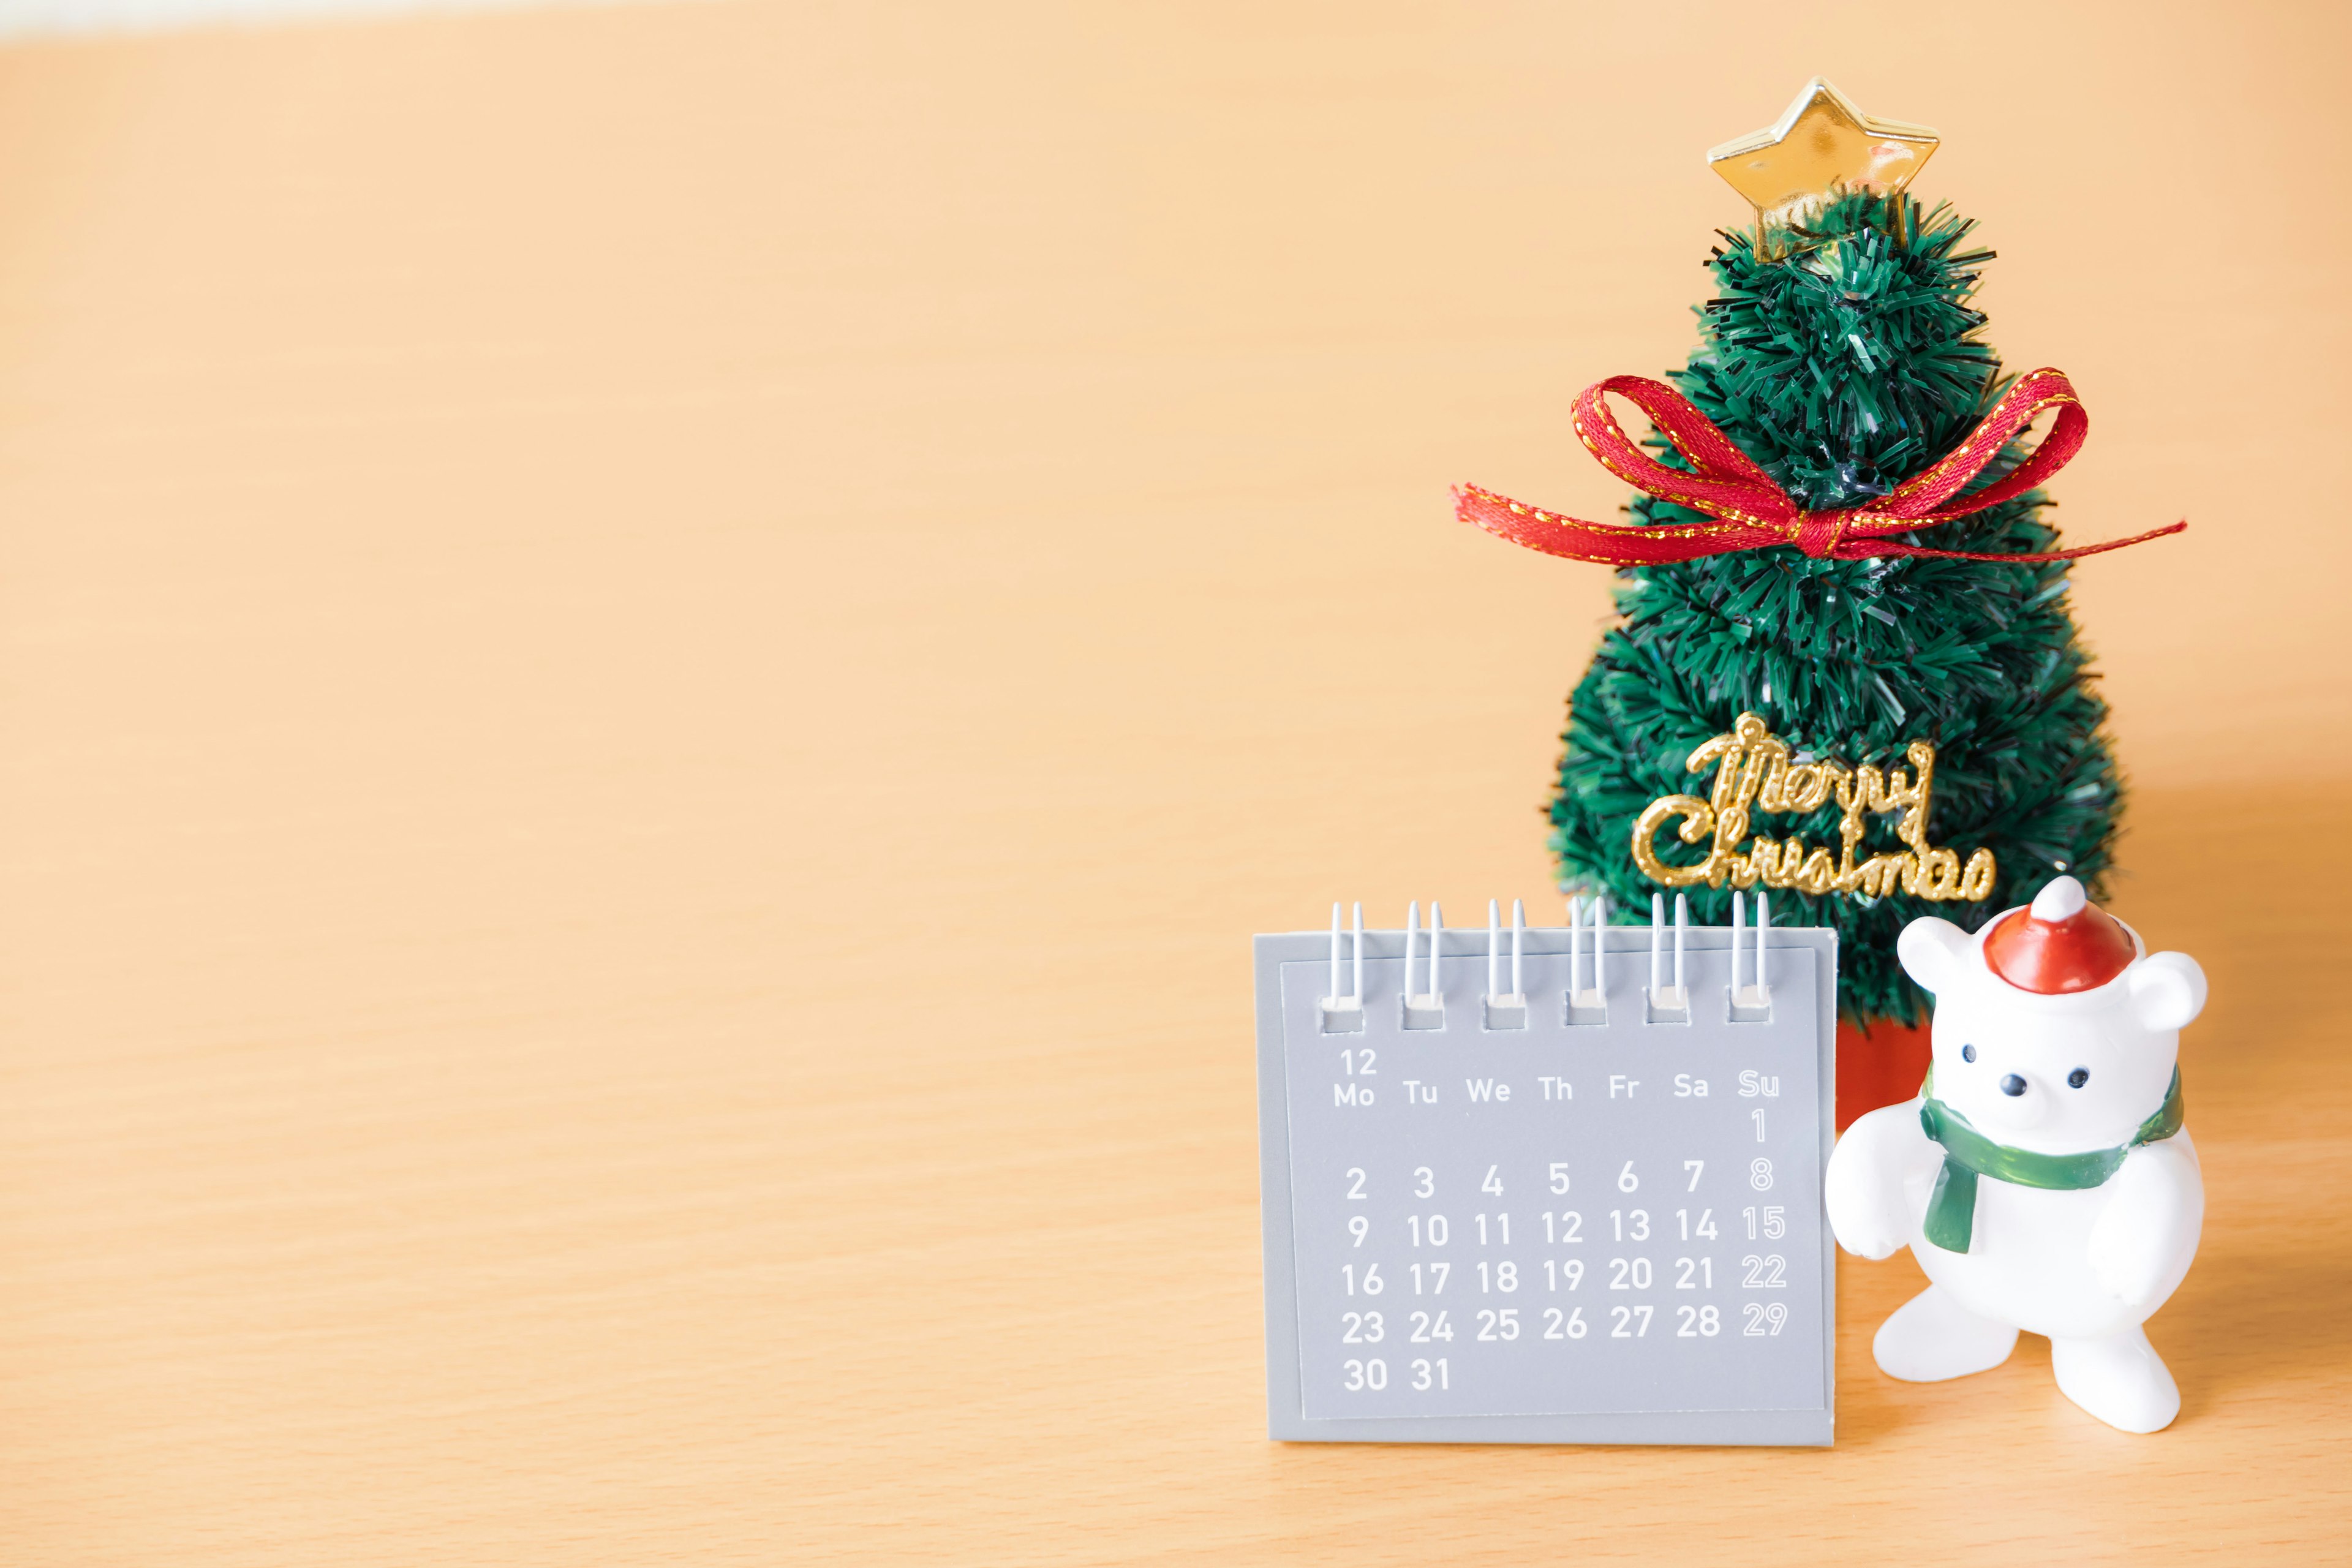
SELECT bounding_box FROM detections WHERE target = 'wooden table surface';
[0,2,2344,1562]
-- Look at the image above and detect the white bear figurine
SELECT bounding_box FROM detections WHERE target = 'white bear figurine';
[1823,875,2206,1433]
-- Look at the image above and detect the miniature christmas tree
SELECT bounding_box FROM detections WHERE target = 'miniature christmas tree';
[1458,82,2179,1120]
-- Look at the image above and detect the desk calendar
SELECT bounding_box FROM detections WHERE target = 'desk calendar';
[1253,899,1838,1446]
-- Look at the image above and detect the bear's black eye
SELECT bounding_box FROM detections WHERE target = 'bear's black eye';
[2067,1067,2089,1088]
[1961,1044,1977,1063]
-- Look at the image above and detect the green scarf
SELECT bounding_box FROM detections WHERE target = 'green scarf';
[1917,1066,2184,1254]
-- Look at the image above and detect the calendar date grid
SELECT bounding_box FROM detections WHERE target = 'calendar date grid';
[1325,1154,1801,1398]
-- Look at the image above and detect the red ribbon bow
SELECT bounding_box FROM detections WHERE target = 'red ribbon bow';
[1455,368,2184,567]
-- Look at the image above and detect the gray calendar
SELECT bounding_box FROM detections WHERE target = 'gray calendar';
[1253,900,1838,1446]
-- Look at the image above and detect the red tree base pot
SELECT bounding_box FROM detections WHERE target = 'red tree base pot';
[1835,1017,1931,1133]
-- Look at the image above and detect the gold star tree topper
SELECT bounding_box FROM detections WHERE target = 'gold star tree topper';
[1708,78,1939,231]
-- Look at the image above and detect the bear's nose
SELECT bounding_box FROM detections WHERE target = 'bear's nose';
[1999,1074,2027,1097]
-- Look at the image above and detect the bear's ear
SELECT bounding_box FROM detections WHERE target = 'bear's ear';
[2128,952,2207,1032]
[1897,917,1971,996]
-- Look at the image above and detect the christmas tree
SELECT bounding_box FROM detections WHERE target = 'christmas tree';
[1460,82,2177,1116]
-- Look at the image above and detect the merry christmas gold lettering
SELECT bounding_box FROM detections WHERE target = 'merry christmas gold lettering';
[1630,712,1995,902]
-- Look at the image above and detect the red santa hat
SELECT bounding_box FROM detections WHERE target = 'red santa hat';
[1982,875,2138,995]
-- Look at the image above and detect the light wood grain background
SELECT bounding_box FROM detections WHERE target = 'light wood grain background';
[0,2,2343,1562]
